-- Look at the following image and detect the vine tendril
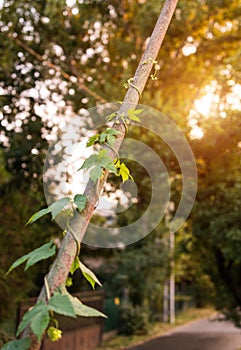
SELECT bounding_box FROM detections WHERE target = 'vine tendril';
[67,219,80,257]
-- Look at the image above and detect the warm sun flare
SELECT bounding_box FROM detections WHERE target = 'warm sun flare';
[189,81,241,139]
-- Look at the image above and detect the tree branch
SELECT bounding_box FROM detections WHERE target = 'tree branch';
[22,1,179,348]
[7,33,107,103]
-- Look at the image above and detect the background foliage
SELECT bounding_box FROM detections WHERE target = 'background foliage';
[0,0,241,337]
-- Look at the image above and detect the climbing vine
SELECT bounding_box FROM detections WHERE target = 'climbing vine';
[3,107,141,348]
[3,0,179,348]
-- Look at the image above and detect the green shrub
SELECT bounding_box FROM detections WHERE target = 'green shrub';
[118,304,150,335]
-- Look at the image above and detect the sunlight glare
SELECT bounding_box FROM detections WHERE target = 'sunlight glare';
[194,92,216,116]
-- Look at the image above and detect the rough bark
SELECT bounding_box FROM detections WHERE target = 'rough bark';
[23,1,179,348]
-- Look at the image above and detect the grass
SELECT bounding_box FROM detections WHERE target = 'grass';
[98,307,215,350]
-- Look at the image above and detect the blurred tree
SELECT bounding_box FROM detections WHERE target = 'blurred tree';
[192,111,241,325]
[0,0,240,331]
[99,225,170,317]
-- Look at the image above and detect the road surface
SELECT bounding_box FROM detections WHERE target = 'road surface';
[125,316,241,350]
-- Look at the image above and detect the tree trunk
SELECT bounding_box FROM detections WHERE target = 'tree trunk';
[23,0,179,348]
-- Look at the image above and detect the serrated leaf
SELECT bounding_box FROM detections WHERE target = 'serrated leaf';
[1,338,30,350]
[30,309,50,341]
[6,241,56,274]
[98,150,113,167]
[73,297,106,318]
[100,156,114,168]
[48,294,76,318]
[105,162,118,174]
[49,197,70,220]
[79,150,116,182]
[79,261,102,289]
[86,134,100,147]
[90,166,103,182]
[79,154,98,170]
[99,128,120,146]
[55,285,106,318]
[25,241,56,271]
[26,207,50,225]
[74,194,87,212]
[67,293,106,318]
[17,301,47,336]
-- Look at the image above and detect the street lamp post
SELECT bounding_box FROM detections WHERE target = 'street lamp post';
[170,230,175,324]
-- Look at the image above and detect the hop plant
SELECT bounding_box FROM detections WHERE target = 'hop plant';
[47,327,62,342]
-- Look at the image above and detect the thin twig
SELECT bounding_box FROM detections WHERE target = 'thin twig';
[7,33,107,103]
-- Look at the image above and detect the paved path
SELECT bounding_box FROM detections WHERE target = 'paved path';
[125,316,241,350]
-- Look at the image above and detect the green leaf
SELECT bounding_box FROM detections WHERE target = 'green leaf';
[55,285,106,318]
[79,261,102,289]
[106,112,117,122]
[100,128,121,146]
[1,338,30,350]
[106,128,121,136]
[48,293,76,318]
[69,256,80,275]
[130,115,141,122]
[18,303,49,341]
[73,298,106,318]
[67,293,106,318]
[127,107,143,122]
[79,154,99,170]
[74,194,87,212]
[6,241,56,274]
[86,134,99,147]
[133,108,143,115]
[89,166,103,182]
[6,254,29,275]
[79,150,116,182]
[49,197,71,220]
[30,309,50,341]
[105,162,118,174]
[97,149,108,158]
[97,150,113,167]
[25,241,56,270]
[107,134,116,147]
[99,155,114,167]
[26,197,71,225]
[26,207,50,225]
[17,301,47,336]
[99,131,107,144]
